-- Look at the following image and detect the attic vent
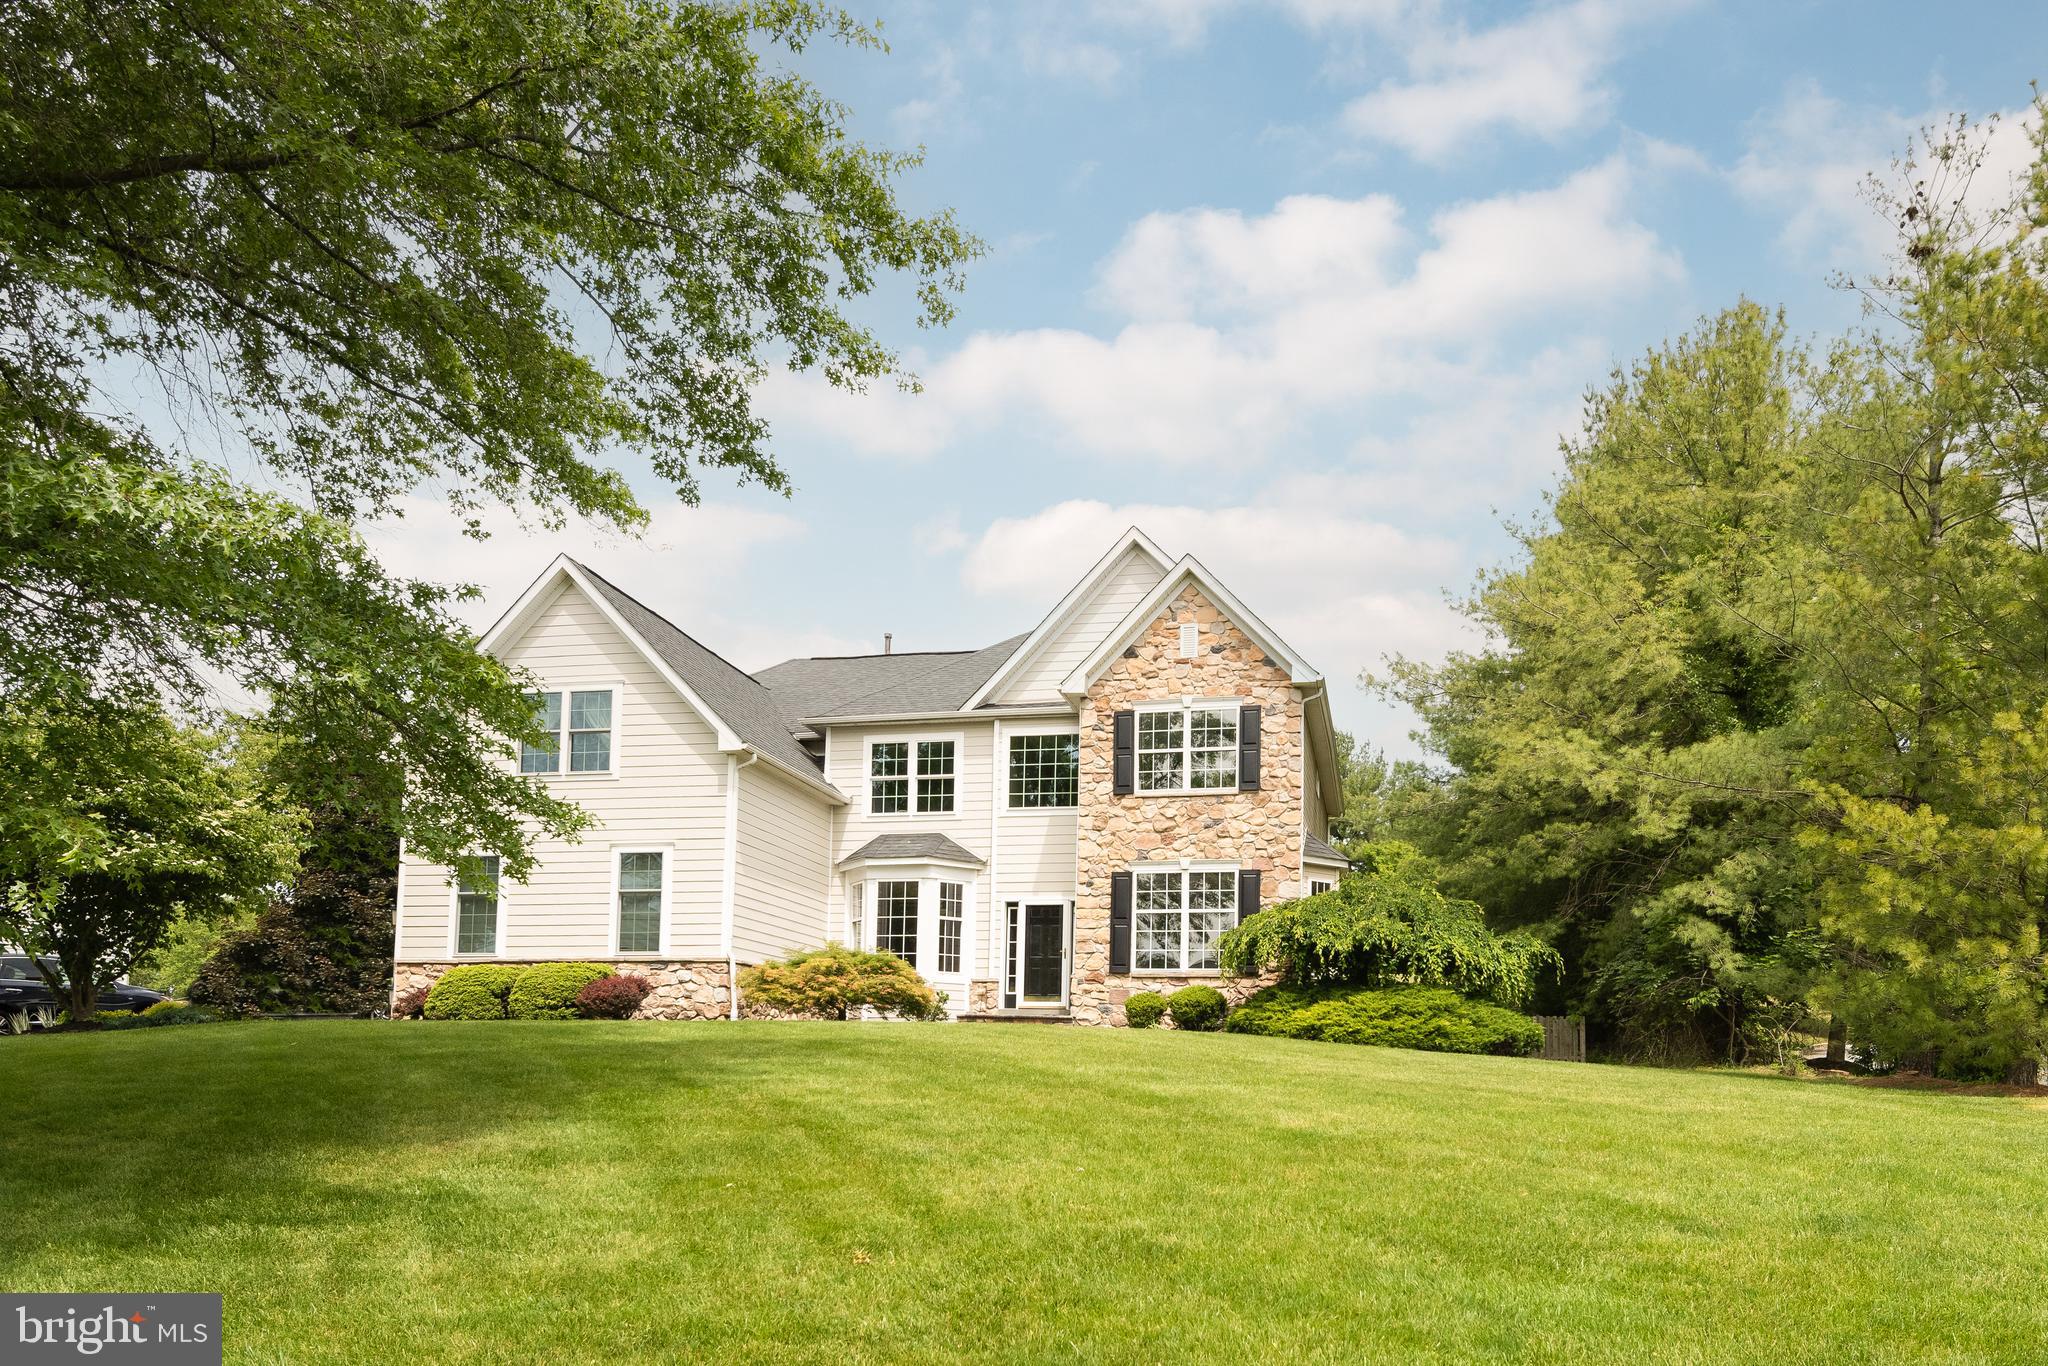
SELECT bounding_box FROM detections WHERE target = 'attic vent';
[1178,623,1199,659]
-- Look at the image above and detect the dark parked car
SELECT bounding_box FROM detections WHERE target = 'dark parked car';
[0,956,167,1033]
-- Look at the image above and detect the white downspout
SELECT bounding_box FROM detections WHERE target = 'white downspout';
[722,751,759,1020]
[987,717,1002,1012]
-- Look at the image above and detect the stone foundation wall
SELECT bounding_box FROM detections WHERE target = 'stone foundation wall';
[967,979,1000,1014]
[1073,582,1305,1027]
[392,960,733,1020]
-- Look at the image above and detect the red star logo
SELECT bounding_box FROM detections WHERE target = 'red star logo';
[129,1313,147,1324]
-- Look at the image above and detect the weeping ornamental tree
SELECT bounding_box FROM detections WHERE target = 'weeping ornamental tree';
[1216,843,1557,1007]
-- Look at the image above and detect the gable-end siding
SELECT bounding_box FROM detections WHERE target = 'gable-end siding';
[987,546,1167,704]
[732,758,833,961]
[1304,738,1327,859]
[393,578,730,961]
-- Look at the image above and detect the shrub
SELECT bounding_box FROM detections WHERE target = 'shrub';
[1213,841,1557,1005]
[423,964,523,1020]
[576,974,653,1020]
[390,986,430,1020]
[1225,984,1542,1056]
[1123,991,1167,1029]
[739,943,940,1020]
[509,963,614,1020]
[189,865,396,1015]
[96,1004,218,1030]
[1166,984,1227,1032]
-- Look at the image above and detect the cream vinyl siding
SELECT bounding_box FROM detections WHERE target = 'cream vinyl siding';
[990,804,1078,977]
[732,758,833,961]
[1304,736,1326,839]
[987,545,1166,704]
[823,720,993,940]
[394,579,730,961]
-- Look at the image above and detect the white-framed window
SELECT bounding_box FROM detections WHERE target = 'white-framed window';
[455,856,500,955]
[1310,878,1336,896]
[868,737,957,815]
[1008,732,1079,808]
[938,882,963,974]
[1133,867,1236,972]
[614,850,666,954]
[847,880,864,948]
[1136,703,1238,793]
[876,880,919,966]
[520,686,616,774]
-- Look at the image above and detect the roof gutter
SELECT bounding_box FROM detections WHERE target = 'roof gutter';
[799,704,1077,728]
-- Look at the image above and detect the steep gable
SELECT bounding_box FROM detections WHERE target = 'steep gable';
[969,529,1171,708]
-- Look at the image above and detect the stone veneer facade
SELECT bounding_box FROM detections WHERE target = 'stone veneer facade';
[1071,583,1300,1026]
[392,960,733,1020]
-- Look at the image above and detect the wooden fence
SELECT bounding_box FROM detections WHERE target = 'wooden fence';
[1533,1015,1585,1062]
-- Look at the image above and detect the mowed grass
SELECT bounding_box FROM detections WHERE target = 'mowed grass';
[5,1023,2046,1364]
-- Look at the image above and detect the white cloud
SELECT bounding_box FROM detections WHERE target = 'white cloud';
[1095,193,1406,320]
[1731,82,2039,271]
[1339,0,1678,161]
[361,498,868,670]
[761,153,1682,465]
[1104,0,1421,46]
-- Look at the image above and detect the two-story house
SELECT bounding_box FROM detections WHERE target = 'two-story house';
[391,528,1348,1025]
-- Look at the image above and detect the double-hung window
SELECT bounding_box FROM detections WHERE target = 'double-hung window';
[520,688,614,774]
[1008,733,1079,808]
[1137,704,1237,792]
[1133,868,1236,972]
[938,883,964,974]
[869,739,956,815]
[456,856,500,955]
[876,881,919,967]
[616,851,664,954]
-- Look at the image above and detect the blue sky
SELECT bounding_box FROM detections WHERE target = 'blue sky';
[366,0,2048,756]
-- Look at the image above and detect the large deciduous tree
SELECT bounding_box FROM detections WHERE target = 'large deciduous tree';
[0,0,977,872]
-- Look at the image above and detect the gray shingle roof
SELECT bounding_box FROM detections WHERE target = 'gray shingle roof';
[570,561,841,799]
[837,833,985,867]
[754,632,1029,724]
[1304,832,1349,867]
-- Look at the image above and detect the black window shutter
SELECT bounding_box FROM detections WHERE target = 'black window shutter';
[1237,869,1261,923]
[1238,704,1262,790]
[1109,871,1133,973]
[1112,710,1135,795]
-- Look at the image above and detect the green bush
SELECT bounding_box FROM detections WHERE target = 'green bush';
[508,963,614,1020]
[1225,984,1542,1056]
[1166,984,1227,1032]
[423,964,523,1020]
[739,943,941,1020]
[1123,991,1167,1029]
[95,1004,218,1030]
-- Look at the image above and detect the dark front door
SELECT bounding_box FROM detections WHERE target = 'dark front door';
[1022,904,1065,1002]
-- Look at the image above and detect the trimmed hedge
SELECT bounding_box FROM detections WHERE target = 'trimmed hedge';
[423,964,523,1020]
[95,1004,218,1030]
[1224,984,1542,1056]
[1166,984,1228,1032]
[509,963,614,1020]
[1123,991,1167,1029]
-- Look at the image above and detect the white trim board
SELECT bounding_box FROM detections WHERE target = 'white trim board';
[962,527,1171,711]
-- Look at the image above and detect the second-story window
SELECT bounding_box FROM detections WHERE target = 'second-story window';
[1009,733,1079,808]
[869,738,956,815]
[1137,705,1237,792]
[520,688,614,775]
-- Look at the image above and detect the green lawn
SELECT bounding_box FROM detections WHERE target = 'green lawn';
[5,1023,2045,1364]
